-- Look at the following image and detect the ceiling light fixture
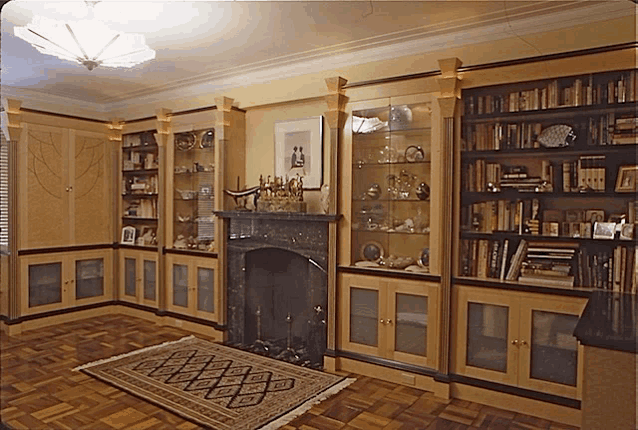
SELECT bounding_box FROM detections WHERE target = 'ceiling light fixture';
[14,1,155,71]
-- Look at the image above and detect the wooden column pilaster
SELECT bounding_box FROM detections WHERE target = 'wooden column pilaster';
[108,119,123,301]
[323,77,348,370]
[215,96,233,330]
[435,58,462,395]
[155,108,171,312]
[2,99,22,324]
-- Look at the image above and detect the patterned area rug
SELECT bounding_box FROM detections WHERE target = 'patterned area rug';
[74,336,354,430]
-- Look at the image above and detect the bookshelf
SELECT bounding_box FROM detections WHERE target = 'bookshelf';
[121,130,159,247]
[459,69,637,293]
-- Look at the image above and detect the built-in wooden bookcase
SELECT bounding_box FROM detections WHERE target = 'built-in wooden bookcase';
[459,69,637,293]
[120,130,160,247]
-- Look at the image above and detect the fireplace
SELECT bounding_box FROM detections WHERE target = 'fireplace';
[215,211,339,368]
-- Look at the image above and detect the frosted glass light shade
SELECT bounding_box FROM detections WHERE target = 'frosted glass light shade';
[14,16,155,70]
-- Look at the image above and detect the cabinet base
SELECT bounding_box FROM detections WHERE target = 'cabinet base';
[450,381,581,427]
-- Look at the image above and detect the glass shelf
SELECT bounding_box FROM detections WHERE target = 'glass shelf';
[351,101,432,272]
[172,128,215,252]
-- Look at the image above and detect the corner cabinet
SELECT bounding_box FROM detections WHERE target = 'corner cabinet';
[339,272,439,369]
[452,285,587,399]
[18,123,112,249]
[119,248,158,307]
[20,249,113,316]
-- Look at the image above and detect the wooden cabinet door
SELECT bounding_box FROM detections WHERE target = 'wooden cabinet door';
[70,249,113,305]
[140,254,158,307]
[454,286,520,386]
[518,295,586,399]
[339,273,386,358]
[19,124,70,249]
[386,279,438,369]
[69,130,111,245]
[20,253,70,316]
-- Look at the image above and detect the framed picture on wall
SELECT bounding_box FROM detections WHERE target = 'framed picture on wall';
[274,116,323,189]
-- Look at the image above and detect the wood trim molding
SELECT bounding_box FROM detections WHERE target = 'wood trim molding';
[436,58,462,379]
[324,77,348,353]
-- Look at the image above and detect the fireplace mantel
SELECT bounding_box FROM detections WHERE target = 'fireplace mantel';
[217,210,339,366]
[214,210,341,223]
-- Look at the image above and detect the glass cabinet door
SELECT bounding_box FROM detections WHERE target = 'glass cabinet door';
[349,287,379,347]
[75,258,104,299]
[466,302,509,373]
[172,264,189,308]
[143,260,156,301]
[351,99,431,273]
[28,262,62,307]
[196,267,214,313]
[172,129,215,252]
[124,257,136,298]
[394,293,428,357]
[529,311,579,387]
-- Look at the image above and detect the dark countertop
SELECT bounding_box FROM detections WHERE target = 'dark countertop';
[574,290,638,354]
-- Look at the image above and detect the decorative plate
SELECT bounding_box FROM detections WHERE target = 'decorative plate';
[360,241,384,261]
[200,129,215,148]
[537,125,576,148]
[415,182,430,200]
[417,248,430,268]
[176,132,196,151]
[405,145,425,162]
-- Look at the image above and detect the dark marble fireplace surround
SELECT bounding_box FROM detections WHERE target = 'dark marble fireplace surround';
[215,211,339,367]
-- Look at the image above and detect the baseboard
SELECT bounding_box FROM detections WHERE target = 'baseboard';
[450,381,581,427]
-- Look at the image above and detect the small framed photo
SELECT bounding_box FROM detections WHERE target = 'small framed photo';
[585,210,605,224]
[121,226,136,245]
[593,222,616,240]
[274,116,323,189]
[619,223,634,240]
[615,165,638,192]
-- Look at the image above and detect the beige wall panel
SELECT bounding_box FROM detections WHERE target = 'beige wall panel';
[170,111,217,131]
[71,131,112,245]
[461,49,637,90]
[581,346,637,430]
[122,120,157,135]
[19,112,109,134]
[245,98,329,212]
[224,109,246,210]
[20,124,68,249]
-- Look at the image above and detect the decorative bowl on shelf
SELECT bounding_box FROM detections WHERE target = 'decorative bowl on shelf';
[175,132,196,151]
[360,241,384,261]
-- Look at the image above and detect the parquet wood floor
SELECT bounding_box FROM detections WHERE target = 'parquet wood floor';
[1,315,578,430]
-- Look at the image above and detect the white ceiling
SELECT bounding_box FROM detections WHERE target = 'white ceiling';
[0,0,634,113]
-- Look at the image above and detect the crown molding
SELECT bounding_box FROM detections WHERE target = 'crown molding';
[3,0,633,119]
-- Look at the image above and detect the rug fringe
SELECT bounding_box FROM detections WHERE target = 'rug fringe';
[72,335,196,371]
[257,377,356,430]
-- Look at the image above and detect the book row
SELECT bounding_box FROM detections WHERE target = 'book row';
[464,70,637,116]
[462,113,636,151]
[462,199,637,237]
[459,238,638,293]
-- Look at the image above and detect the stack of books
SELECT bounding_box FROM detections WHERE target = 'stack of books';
[500,166,543,192]
[516,241,579,288]
[613,115,638,145]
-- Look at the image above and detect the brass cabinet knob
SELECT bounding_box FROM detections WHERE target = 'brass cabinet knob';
[385,319,392,325]
[511,339,519,346]
[521,340,528,346]
[379,319,385,324]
